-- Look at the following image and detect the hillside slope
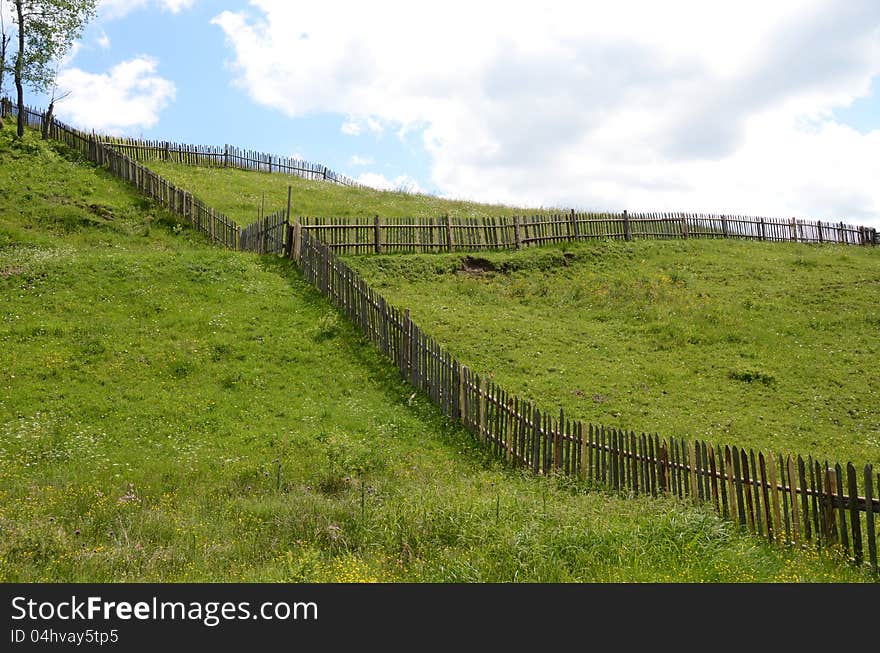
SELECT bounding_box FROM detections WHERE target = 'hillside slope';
[143,159,553,222]
[347,241,880,468]
[0,123,872,582]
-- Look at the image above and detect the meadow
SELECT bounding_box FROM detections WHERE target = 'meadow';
[0,124,875,582]
[347,242,880,469]
[143,158,555,221]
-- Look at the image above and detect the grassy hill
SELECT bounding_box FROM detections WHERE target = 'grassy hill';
[143,159,554,222]
[0,123,874,582]
[347,241,880,469]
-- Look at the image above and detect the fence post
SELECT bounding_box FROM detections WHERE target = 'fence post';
[283,223,294,258]
[681,213,689,239]
[721,214,729,238]
[817,220,824,244]
[513,215,523,249]
[445,213,454,252]
[293,221,302,262]
[760,218,766,242]
[623,210,631,242]
[374,215,382,254]
[458,365,466,426]
[824,467,838,545]
[790,218,798,242]
[403,308,413,381]
[570,209,579,241]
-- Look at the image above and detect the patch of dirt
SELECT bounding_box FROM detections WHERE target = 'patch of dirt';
[459,256,497,275]
[0,266,24,278]
[88,203,115,220]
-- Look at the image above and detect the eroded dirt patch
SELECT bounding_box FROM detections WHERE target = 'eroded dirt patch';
[459,256,497,275]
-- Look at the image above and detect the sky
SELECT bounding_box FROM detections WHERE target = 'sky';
[5,0,880,228]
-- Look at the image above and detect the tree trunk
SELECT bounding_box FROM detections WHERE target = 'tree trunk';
[41,100,53,139]
[15,0,24,138]
[0,34,9,100]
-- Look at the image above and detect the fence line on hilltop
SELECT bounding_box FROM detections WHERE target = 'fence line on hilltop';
[5,98,877,256]
[1,96,361,188]
[292,212,877,255]
[7,99,880,573]
[98,138,364,188]
[4,99,241,249]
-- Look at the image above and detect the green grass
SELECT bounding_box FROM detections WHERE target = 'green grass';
[347,241,880,469]
[144,159,554,223]
[0,124,875,582]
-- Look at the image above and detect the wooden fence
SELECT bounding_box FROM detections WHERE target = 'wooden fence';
[4,100,240,250]
[93,138,362,188]
[0,96,358,188]
[8,99,880,572]
[293,226,879,573]
[239,208,288,254]
[294,212,877,254]
[7,97,877,256]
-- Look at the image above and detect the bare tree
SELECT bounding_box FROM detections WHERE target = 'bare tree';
[41,62,70,139]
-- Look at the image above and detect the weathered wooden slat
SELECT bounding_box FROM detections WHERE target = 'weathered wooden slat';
[695,441,704,502]
[718,445,729,520]
[702,441,712,504]
[798,456,811,543]
[758,452,772,541]
[787,456,801,544]
[658,437,667,496]
[601,427,608,485]
[864,466,876,570]
[807,457,820,546]
[749,449,762,537]
[835,463,849,554]
[732,446,746,528]
[823,464,838,545]
[847,463,863,565]
[532,408,541,475]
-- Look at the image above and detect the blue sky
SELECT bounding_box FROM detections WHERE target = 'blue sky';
[43,0,433,193]
[9,0,880,227]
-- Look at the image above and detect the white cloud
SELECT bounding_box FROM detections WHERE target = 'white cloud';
[340,118,361,136]
[357,172,423,194]
[341,116,385,136]
[54,57,175,135]
[97,30,112,49]
[99,0,196,20]
[160,0,195,12]
[213,0,880,227]
[348,154,374,166]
